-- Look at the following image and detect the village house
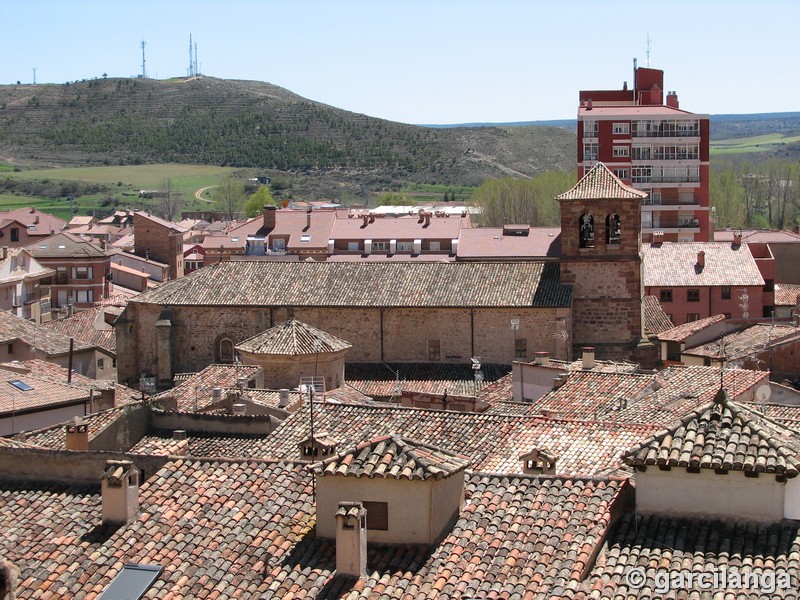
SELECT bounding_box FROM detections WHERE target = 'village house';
[25,231,115,315]
[715,228,800,284]
[0,247,54,323]
[0,207,65,248]
[131,212,186,280]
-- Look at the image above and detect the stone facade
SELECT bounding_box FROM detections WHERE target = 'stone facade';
[132,212,184,280]
[116,303,571,386]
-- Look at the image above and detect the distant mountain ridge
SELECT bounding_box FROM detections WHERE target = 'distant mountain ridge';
[0,76,797,193]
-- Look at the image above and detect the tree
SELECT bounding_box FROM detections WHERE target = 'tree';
[217,177,246,220]
[375,192,412,206]
[472,171,573,227]
[156,177,181,221]
[244,185,276,218]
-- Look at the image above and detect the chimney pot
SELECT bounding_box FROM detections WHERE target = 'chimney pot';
[335,501,367,578]
[279,388,290,408]
[65,416,89,451]
[581,347,596,370]
[232,403,246,416]
[172,429,187,441]
[101,459,140,524]
[534,351,550,366]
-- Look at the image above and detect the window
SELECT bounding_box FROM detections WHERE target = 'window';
[76,290,94,303]
[583,142,598,160]
[687,313,700,322]
[7,343,13,355]
[396,241,414,252]
[347,241,360,252]
[361,501,388,530]
[612,146,630,158]
[428,241,441,251]
[9,379,32,391]
[73,266,93,280]
[613,123,630,135]
[427,339,441,362]
[514,338,527,359]
[97,358,105,369]
[271,237,287,251]
[583,120,598,138]
[579,214,594,248]
[10,228,19,242]
[606,213,621,245]
[612,169,629,180]
[215,335,236,364]
[372,241,389,252]
[721,286,731,300]
[56,267,68,284]
[687,289,700,302]
[660,289,673,303]
[299,234,311,243]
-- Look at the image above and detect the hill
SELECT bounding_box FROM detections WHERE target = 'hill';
[0,76,575,194]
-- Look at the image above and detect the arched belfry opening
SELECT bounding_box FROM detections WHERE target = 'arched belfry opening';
[606,213,621,245]
[579,213,594,248]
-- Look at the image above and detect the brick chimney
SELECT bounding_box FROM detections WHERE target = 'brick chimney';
[733,231,742,246]
[335,501,367,578]
[101,460,140,525]
[306,208,312,230]
[697,250,705,269]
[581,347,596,370]
[652,231,664,245]
[263,205,277,231]
[65,416,89,451]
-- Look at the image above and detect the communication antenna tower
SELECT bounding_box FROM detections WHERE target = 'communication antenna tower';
[194,41,199,75]
[189,34,194,76]
[32,67,37,84]
[141,40,147,79]
[646,34,652,67]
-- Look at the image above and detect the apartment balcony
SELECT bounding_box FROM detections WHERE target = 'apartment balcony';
[642,218,700,233]
[632,174,701,185]
[641,202,706,212]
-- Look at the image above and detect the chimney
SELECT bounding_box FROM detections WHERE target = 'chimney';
[581,347,596,370]
[335,501,367,578]
[651,231,664,245]
[417,210,425,224]
[361,214,369,228]
[263,205,277,231]
[369,214,375,224]
[279,388,290,408]
[33,215,39,224]
[306,208,312,230]
[172,429,187,441]
[101,459,140,525]
[65,416,89,451]
[423,212,431,227]
[733,231,743,246]
[586,98,592,110]
[533,351,550,366]
[553,375,568,389]
[697,250,705,269]
[232,403,246,416]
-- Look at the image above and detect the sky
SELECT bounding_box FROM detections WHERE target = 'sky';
[3,1,799,125]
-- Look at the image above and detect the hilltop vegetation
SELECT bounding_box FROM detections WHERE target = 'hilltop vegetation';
[0,76,575,195]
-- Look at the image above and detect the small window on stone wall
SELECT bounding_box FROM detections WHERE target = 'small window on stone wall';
[514,337,527,359]
[579,214,595,248]
[606,213,621,245]
[215,335,236,364]
[427,339,441,362]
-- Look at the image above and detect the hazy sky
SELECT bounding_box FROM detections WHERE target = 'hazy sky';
[3,1,798,125]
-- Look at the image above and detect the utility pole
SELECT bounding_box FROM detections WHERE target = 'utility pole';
[32,67,37,84]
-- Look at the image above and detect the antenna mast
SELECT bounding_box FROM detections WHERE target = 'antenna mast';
[646,34,651,67]
[141,40,147,79]
[189,34,193,76]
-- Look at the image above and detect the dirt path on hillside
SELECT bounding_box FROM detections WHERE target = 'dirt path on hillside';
[195,185,217,203]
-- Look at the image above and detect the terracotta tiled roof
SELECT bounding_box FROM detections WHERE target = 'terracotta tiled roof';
[235,319,352,356]
[530,371,655,420]
[742,401,800,425]
[0,367,91,417]
[610,366,768,427]
[0,207,65,233]
[311,434,471,480]
[642,295,673,335]
[456,227,561,259]
[128,430,272,459]
[330,211,465,241]
[131,260,573,308]
[475,372,514,406]
[684,323,800,360]
[624,400,800,475]
[642,242,764,287]
[25,231,113,258]
[0,458,627,599]
[151,364,263,412]
[134,211,187,233]
[0,309,95,355]
[556,163,648,201]
[583,513,800,599]
[21,404,133,448]
[42,305,117,354]
[656,313,726,342]
[715,228,800,244]
[345,362,511,398]
[775,283,800,307]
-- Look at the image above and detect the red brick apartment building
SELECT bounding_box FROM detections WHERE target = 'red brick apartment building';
[578,62,710,242]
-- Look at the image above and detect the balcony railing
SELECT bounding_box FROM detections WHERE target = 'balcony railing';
[632,130,699,138]
[632,175,701,184]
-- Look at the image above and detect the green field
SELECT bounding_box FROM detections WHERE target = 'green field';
[0,163,241,219]
[710,133,800,155]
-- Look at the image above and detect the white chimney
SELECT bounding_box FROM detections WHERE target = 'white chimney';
[533,351,550,366]
[101,460,140,525]
[581,347,596,370]
[279,389,290,408]
[65,416,89,451]
[232,403,246,416]
[335,501,367,578]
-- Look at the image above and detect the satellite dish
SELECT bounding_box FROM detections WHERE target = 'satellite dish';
[755,384,771,403]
